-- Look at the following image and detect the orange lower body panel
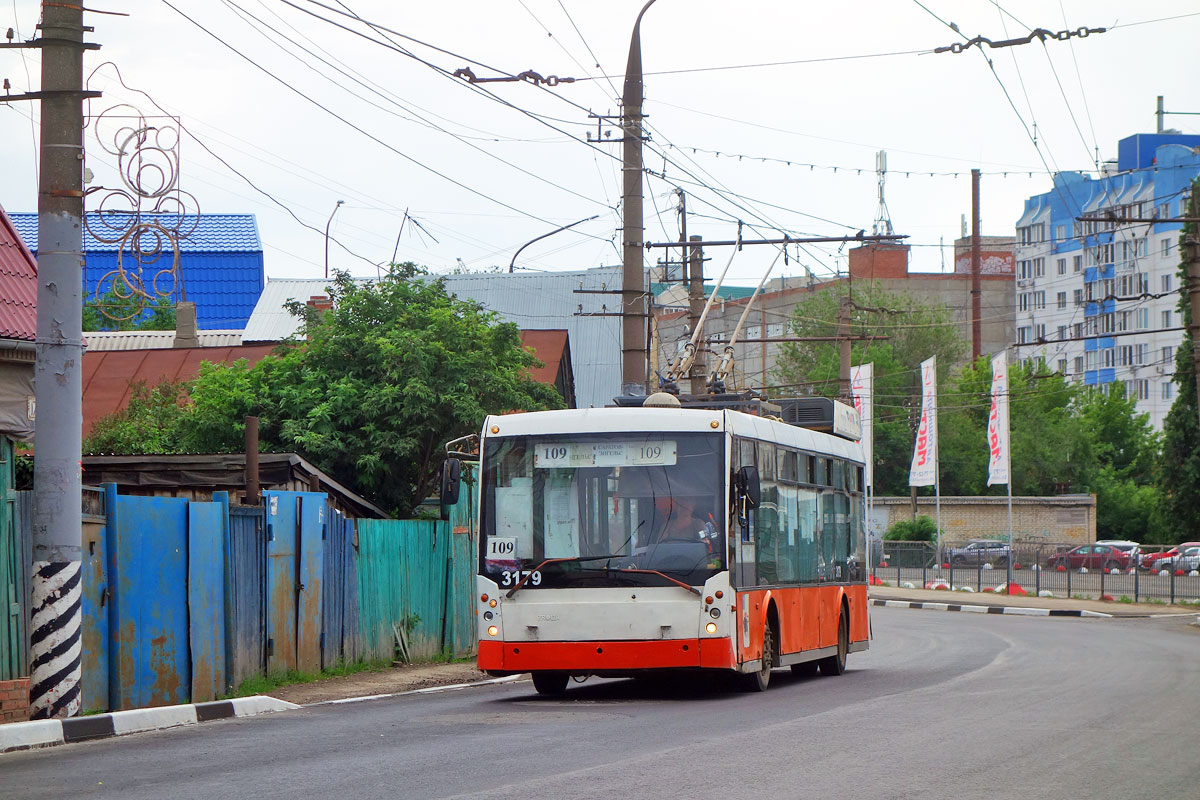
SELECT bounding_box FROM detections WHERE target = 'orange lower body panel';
[478,637,735,672]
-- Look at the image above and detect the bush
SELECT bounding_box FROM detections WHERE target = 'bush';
[884,515,938,542]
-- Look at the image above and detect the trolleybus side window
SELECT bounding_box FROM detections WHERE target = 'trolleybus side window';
[755,443,781,585]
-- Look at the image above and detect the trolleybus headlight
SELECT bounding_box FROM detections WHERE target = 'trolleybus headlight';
[705,622,718,634]
[488,626,499,637]
[484,611,493,621]
[709,608,721,619]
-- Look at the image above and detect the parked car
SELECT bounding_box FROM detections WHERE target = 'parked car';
[1160,545,1200,572]
[1141,542,1200,571]
[1095,540,1142,564]
[1045,544,1134,571]
[946,539,1011,566]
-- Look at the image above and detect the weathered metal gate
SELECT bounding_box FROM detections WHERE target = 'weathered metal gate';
[227,504,267,689]
[321,506,359,668]
[264,491,325,675]
[0,439,28,681]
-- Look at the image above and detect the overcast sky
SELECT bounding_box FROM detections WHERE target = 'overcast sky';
[1,1,1198,287]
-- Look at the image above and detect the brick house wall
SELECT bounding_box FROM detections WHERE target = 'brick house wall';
[869,494,1097,545]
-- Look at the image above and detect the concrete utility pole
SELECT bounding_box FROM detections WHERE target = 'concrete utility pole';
[687,235,706,394]
[971,169,982,362]
[30,1,88,719]
[620,0,658,396]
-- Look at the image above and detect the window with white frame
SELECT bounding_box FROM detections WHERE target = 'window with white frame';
[1136,308,1149,329]
[1035,323,1046,340]
[1058,358,1067,373]
[1136,238,1147,258]
[1163,382,1174,400]
[1019,293,1030,312]
[1074,355,1084,372]
[1163,310,1173,328]
[1074,288,1084,306]
[1085,350,1098,370]
[1017,326,1030,344]
[1056,291,1067,309]
[1135,343,1146,364]
[1057,258,1066,275]
[1117,345,1133,366]
[1034,258,1045,277]
[1162,274,1173,293]
[1055,225,1066,242]
[1162,345,1174,365]
[1073,255,1082,272]
[1057,325,1067,340]
[1103,348,1115,368]
[1133,379,1149,400]
[1034,291,1046,310]
[1162,238,1171,258]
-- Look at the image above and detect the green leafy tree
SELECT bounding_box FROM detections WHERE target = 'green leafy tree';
[84,266,563,515]
[1159,180,1200,544]
[83,288,176,332]
[774,284,966,495]
[883,515,937,542]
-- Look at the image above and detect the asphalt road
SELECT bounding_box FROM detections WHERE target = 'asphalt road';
[4,609,1199,800]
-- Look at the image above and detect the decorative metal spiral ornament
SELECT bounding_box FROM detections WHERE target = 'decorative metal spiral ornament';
[85,105,199,321]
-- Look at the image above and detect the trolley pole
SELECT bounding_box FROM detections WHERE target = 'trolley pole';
[30,0,88,719]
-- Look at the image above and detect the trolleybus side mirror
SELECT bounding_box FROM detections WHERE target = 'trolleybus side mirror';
[439,458,462,520]
[736,465,760,508]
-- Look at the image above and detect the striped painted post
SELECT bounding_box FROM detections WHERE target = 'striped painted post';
[29,561,82,718]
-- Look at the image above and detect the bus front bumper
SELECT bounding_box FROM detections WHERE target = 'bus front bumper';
[478,637,735,672]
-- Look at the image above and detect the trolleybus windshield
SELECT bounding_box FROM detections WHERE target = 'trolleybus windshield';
[480,432,725,590]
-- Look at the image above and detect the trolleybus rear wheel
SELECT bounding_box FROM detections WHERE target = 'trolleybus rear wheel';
[819,610,848,676]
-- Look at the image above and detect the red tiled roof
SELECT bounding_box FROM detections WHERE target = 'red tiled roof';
[519,329,568,385]
[0,205,38,341]
[82,345,277,437]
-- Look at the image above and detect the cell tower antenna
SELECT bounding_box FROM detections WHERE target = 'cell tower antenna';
[873,150,894,237]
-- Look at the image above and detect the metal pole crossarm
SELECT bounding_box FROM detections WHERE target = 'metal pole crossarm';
[0,38,100,49]
[0,90,102,102]
[645,234,907,249]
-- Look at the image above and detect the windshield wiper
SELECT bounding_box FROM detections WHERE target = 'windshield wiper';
[611,568,702,595]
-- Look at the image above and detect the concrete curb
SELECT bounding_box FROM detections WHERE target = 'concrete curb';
[0,695,299,755]
[308,673,527,706]
[871,598,1114,618]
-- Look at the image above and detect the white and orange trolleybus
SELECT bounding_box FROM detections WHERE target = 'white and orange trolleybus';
[471,396,869,694]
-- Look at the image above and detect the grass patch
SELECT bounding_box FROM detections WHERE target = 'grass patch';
[1118,595,1134,604]
[224,658,392,699]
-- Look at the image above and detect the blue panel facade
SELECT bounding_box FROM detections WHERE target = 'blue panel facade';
[1118,133,1200,171]
[9,213,265,331]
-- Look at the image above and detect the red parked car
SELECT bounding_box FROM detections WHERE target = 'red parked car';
[1140,542,1200,571]
[1045,544,1134,571]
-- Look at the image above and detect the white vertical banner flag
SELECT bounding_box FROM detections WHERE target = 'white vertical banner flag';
[908,356,938,487]
[987,350,1011,486]
[850,363,874,489]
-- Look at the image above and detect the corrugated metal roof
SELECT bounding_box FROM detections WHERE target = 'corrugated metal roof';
[82,344,277,437]
[0,206,38,341]
[84,330,244,351]
[9,213,265,331]
[10,212,262,252]
[243,268,622,408]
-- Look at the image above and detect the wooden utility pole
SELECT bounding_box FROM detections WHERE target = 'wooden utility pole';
[30,0,88,720]
[620,1,658,395]
[1185,229,1200,428]
[971,169,982,362]
[838,297,852,401]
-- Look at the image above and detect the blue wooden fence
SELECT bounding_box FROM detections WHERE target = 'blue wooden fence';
[3,474,478,712]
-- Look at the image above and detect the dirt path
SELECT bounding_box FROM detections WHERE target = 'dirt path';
[268,662,498,705]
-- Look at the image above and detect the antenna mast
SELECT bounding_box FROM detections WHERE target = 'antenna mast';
[873,150,894,237]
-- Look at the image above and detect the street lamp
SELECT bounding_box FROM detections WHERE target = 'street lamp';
[508,215,601,272]
[324,199,345,279]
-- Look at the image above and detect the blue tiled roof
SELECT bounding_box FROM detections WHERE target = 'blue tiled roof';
[9,212,262,252]
[10,213,265,330]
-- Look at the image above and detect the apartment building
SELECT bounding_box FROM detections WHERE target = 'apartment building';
[1012,132,1200,429]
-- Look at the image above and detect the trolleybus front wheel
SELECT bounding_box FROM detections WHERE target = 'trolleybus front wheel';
[741,622,774,692]
[531,671,570,695]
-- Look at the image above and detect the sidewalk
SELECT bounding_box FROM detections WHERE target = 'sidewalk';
[869,585,1200,617]
[266,661,492,705]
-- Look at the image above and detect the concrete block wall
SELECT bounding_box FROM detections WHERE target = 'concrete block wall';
[871,495,1096,545]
